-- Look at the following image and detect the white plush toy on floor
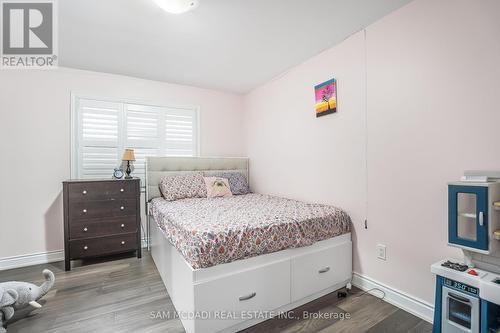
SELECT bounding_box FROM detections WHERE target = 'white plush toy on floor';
[0,269,55,332]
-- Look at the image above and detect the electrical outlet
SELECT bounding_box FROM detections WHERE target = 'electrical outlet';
[377,244,387,261]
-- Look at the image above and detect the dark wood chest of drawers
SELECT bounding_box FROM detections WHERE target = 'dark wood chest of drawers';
[63,179,141,271]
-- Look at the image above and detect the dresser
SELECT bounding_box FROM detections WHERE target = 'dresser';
[63,179,141,271]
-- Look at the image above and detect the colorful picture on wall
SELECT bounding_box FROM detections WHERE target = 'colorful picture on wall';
[314,78,337,117]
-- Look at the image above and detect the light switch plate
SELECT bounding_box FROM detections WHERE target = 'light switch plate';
[377,244,387,260]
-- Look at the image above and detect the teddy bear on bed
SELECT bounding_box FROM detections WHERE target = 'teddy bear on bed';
[0,269,55,332]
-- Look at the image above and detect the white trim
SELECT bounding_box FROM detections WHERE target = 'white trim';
[0,251,64,271]
[352,272,434,323]
[1,243,150,271]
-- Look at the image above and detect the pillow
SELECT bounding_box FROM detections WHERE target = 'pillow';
[204,177,233,198]
[159,172,207,201]
[204,171,250,195]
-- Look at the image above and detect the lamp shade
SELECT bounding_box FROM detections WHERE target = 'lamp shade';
[122,149,136,161]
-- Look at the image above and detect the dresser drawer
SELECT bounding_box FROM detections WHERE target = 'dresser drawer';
[68,181,137,201]
[194,260,290,332]
[69,216,137,239]
[69,199,137,220]
[290,240,352,302]
[69,233,138,259]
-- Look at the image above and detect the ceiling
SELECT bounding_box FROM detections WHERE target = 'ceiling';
[59,0,413,94]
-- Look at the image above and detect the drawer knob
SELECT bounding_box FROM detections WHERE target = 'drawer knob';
[82,190,87,195]
[120,188,124,193]
[83,246,88,250]
[83,209,87,214]
[120,206,125,211]
[121,241,126,245]
[83,227,88,232]
[120,224,125,228]
[238,292,257,301]
[318,267,330,274]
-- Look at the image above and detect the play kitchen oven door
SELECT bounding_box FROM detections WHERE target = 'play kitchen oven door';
[442,286,480,332]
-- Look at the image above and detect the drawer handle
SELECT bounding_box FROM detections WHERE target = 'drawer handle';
[120,206,125,211]
[82,209,87,214]
[318,267,330,274]
[121,224,125,228]
[120,188,124,193]
[82,190,87,195]
[83,246,88,250]
[238,292,256,301]
[83,227,88,232]
[121,241,126,245]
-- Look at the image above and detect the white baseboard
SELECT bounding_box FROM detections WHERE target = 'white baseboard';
[0,250,64,271]
[352,272,434,323]
[1,242,150,271]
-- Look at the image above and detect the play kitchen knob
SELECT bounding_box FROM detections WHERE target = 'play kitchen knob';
[83,246,88,250]
[120,224,125,228]
[121,241,126,245]
[83,209,87,214]
[120,206,125,210]
[82,190,87,195]
[83,227,88,232]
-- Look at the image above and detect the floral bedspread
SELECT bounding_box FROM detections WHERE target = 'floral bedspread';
[150,193,351,269]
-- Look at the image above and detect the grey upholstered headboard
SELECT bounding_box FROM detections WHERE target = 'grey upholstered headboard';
[145,156,249,202]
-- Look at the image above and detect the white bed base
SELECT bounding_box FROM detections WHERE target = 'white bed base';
[146,157,353,333]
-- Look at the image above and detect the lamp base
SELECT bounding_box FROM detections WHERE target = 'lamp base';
[125,160,132,179]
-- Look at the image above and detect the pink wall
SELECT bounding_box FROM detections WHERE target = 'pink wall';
[244,0,500,305]
[0,68,245,260]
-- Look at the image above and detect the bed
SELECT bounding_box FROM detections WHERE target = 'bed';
[146,157,352,333]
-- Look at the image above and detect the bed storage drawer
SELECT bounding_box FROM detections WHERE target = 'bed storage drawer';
[291,240,352,302]
[193,259,290,333]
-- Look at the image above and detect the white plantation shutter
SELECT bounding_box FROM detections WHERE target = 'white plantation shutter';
[165,109,198,156]
[77,99,122,179]
[73,97,198,182]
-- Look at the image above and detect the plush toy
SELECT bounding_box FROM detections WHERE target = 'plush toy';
[0,269,55,332]
[0,287,18,333]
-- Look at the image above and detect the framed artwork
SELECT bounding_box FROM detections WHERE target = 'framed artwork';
[314,78,337,117]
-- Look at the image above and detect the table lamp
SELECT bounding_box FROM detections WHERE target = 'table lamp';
[122,149,136,179]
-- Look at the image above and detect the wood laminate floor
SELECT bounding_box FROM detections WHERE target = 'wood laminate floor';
[0,253,432,333]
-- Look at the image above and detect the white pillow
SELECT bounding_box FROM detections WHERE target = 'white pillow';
[203,177,233,198]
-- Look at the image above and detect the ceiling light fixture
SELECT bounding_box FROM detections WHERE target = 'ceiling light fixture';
[152,0,199,14]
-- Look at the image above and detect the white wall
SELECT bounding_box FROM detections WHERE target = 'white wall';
[0,68,245,260]
[244,0,500,306]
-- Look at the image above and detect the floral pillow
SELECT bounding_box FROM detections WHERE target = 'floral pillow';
[204,177,233,198]
[159,172,207,201]
[204,171,250,195]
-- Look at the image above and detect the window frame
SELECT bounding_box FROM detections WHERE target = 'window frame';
[70,92,201,182]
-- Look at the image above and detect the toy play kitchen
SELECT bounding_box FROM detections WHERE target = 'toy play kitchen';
[432,171,500,333]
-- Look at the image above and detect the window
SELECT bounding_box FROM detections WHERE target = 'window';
[72,96,199,183]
